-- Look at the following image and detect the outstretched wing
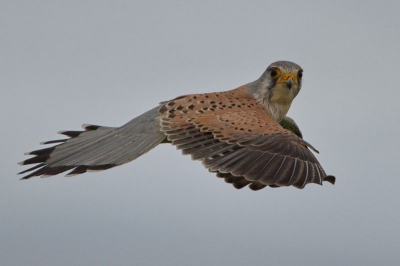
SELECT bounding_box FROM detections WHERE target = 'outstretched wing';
[19,107,166,179]
[159,87,335,190]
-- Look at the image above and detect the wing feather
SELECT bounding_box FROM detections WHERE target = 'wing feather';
[19,107,166,179]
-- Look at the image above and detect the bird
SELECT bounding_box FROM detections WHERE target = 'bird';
[18,61,335,191]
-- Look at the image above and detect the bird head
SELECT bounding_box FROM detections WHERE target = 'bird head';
[249,61,303,121]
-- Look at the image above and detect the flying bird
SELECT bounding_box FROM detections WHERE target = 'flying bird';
[19,61,335,190]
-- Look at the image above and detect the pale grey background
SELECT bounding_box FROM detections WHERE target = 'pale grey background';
[1,1,400,265]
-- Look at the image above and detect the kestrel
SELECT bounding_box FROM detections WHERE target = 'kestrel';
[19,61,335,190]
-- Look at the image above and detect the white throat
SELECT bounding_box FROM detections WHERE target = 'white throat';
[264,101,291,122]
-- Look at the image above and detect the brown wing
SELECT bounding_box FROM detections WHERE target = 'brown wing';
[158,86,335,190]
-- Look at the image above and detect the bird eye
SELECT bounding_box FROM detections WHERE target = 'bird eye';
[298,71,303,79]
[270,68,280,79]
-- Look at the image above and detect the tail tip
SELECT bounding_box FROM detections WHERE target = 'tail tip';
[81,123,91,130]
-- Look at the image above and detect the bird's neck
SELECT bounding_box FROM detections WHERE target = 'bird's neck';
[247,82,292,122]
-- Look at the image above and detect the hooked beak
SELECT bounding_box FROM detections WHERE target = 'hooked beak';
[285,79,293,90]
[277,73,296,90]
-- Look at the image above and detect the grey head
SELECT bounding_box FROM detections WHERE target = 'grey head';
[248,61,304,122]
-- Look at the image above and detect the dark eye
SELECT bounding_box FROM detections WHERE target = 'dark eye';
[298,71,303,79]
[270,68,279,79]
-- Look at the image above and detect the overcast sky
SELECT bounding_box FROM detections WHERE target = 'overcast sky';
[1,1,400,265]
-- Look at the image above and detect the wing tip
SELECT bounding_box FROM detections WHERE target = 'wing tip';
[65,173,79,177]
[324,175,336,185]
[82,124,102,131]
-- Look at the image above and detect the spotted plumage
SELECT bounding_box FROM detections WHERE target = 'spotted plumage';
[19,61,335,190]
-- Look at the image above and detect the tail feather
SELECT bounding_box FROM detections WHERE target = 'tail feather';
[19,106,166,179]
